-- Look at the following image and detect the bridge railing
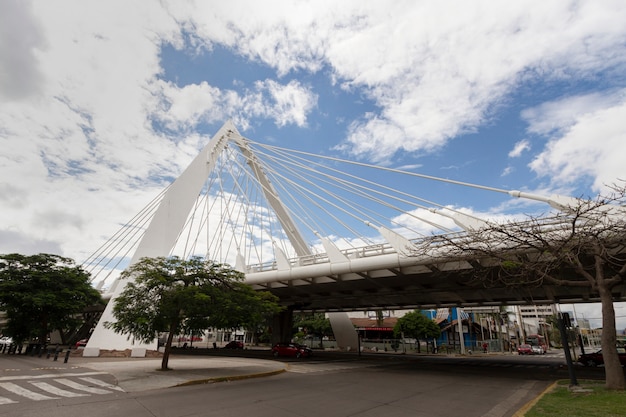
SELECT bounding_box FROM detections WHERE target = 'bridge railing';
[245,214,573,274]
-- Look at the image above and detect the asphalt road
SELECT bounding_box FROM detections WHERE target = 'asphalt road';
[0,350,609,417]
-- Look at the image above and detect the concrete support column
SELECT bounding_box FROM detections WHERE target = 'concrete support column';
[328,312,359,351]
[271,306,294,344]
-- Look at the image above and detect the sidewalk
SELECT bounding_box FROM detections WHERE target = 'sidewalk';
[68,355,287,392]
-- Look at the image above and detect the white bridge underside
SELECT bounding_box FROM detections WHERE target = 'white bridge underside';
[247,249,626,312]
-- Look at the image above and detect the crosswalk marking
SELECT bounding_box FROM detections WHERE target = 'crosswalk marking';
[0,382,58,401]
[0,397,17,405]
[0,371,108,382]
[30,381,89,398]
[79,377,124,391]
[0,375,124,406]
[54,378,113,394]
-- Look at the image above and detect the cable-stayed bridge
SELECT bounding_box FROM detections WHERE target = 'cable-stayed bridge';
[82,121,626,353]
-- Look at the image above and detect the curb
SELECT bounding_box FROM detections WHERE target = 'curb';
[174,368,287,387]
[512,380,558,417]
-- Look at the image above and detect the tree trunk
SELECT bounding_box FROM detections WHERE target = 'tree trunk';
[598,283,625,390]
[39,315,48,348]
[161,322,178,371]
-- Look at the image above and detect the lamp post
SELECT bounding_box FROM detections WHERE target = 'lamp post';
[558,312,578,387]
[457,307,465,354]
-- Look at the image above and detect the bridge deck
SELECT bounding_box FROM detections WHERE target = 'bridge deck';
[246,220,626,311]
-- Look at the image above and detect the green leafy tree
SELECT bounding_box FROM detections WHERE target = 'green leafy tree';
[0,253,103,345]
[293,313,333,348]
[393,310,441,353]
[106,256,281,370]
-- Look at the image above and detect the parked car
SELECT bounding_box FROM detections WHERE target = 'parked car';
[271,342,313,358]
[75,339,88,348]
[531,345,545,355]
[517,344,533,355]
[578,347,626,367]
[224,341,244,349]
[0,336,13,347]
[177,336,203,342]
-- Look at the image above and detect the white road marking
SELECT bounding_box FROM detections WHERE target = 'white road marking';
[287,361,372,374]
[0,396,17,405]
[29,381,89,398]
[0,376,123,405]
[0,382,58,401]
[79,377,124,391]
[54,378,114,395]
[0,371,108,382]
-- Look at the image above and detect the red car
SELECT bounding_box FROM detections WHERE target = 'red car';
[517,344,533,355]
[578,347,626,367]
[224,341,244,349]
[178,336,203,342]
[271,343,313,358]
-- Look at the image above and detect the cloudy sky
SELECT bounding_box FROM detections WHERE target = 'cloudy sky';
[2,1,626,329]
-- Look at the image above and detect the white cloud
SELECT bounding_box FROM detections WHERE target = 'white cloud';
[0,0,46,101]
[1,0,626,275]
[0,229,62,256]
[160,1,626,163]
[325,1,626,161]
[521,91,625,136]
[162,0,339,76]
[528,93,626,193]
[509,140,531,158]
[154,78,317,132]
[501,166,514,177]
[154,81,236,131]
[0,1,323,263]
[260,79,317,127]
[0,2,181,259]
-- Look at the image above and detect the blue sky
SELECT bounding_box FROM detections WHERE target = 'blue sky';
[2,1,626,329]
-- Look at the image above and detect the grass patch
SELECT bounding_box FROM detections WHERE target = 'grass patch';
[524,380,626,417]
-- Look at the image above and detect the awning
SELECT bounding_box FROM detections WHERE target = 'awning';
[357,327,393,331]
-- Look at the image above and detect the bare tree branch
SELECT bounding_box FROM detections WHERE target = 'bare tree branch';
[409,182,626,390]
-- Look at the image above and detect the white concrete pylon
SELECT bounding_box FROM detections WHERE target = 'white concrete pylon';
[366,222,417,257]
[273,244,292,271]
[431,209,490,231]
[234,250,247,273]
[86,121,360,354]
[86,121,241,354]
[315,233,349,263]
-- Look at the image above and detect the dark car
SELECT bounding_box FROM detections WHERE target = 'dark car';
[271,342,313,358]
[224,341,244,349]
[578,347,626,367]
[517,344,533,355]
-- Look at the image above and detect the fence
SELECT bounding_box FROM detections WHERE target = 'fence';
[0,342,73,362]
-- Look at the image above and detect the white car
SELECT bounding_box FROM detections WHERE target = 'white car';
[0,336,13,346]
[531,345,545,355]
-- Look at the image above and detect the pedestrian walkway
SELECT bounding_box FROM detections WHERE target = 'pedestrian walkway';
[68,355,287,392]
[0,352,287,407]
